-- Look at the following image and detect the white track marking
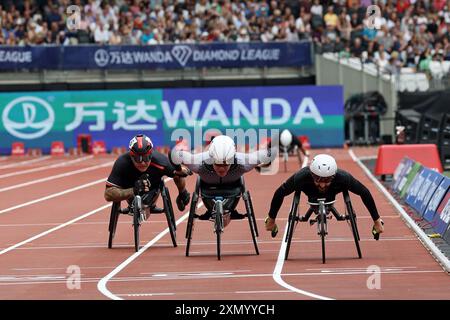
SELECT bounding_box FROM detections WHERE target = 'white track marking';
[0,161,113,193]
[0,178,106,215]
[0,156,51,169]
[0,155,94,179]
[97,202,203,300]
[0,203,111,255]
[271,154,334,300]
[348,149,450,273]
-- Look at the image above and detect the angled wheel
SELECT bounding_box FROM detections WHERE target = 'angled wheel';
[185,192,198,257]
[244,191,259,255]
[285,192,300,260]
[246,191,258,237]
[162,186,177,247]
[108,202,121,249]
[344,191,362,259]
[164,186,176,232]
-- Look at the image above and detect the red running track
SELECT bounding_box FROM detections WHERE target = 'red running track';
[0,149,448,300]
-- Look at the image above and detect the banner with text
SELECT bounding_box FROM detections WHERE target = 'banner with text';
[0,85,344,154]
[0,42,312,70]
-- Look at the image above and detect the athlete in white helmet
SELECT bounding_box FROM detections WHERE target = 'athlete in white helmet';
[265,153,384,238]
[279,129,309,166]
[170,134,276,223]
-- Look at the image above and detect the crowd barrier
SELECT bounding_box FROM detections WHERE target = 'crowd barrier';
[391,157,450,242]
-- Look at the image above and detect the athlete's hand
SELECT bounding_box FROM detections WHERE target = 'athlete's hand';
[133,174,151,196]
[372,219,384,240]
[174,166,192,177]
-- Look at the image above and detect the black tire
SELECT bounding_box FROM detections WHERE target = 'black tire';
[163,189,177,247]
[108,202,120,249]
[246,191,258,237]
[346,198,362,259]
[165,186,176,232]
[133,199,141,252]
[185,192,198,257]
[246,195,259,255]
[215,201,224,260]
[285,192,300,260]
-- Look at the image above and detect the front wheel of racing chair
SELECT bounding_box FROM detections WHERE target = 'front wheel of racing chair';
[343,190,362,259]
[185,176,200,257]
[160,179,177,248]
[214,198,224,260]
[132,195,143,252]
[284,191,301,260]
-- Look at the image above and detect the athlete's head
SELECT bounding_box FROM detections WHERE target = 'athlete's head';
[208,135,236,177]
[129,134,153,172]
[280,129,293,147]
[309,154,337,192]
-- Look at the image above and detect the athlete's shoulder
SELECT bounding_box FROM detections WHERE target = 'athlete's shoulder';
[114,153,132,167]
[335,169,354,182]
[150,150,170,167]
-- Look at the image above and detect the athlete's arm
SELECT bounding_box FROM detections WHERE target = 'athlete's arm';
[268,173,299,219]
[104,186,134,202]
[346,175,380,221]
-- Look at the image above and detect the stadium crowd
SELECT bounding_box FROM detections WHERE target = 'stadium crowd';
[0,0,450,74]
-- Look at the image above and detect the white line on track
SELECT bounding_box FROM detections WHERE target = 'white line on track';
[0,161,113,193]
[0,155,94,179]
[0,178,106,215]
[348,149,450,273]
[272,155,333,300]
[0,203,111,256]
[0,156,51,169]
[97,201,203,300]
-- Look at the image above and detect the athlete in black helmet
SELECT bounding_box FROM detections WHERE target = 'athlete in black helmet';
[104,134,191,213]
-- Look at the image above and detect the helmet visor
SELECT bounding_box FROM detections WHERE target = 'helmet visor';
[311,173,335,184]
[130,150,152,163]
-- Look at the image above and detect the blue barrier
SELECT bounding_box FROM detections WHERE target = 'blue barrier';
[423,177,450,222]
[0,42,312,70]
[431,191,450,236]
[405,166,425,209]
[418,171,444,216]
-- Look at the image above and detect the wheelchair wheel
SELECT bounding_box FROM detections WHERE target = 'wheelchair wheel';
[215,201,224,260]
[345,194,362,259]
[162,187,177,247]
[185,191,198,257]
[133,196,142,252]
[246,191,258,237]
[164,186,176,232]
[108,202,121,249]
[284,210,296,260]
[318,203,327,264]
[285,192,300,260]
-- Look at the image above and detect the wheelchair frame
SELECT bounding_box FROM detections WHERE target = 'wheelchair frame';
[284,190,362,263]
[107,178,177,252]
[185,176,259,260]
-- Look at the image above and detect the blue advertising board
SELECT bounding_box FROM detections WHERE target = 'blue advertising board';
[0,42,312,70]
[423,177,450,222]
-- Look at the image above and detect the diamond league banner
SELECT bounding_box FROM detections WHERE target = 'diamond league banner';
[0,42,312,70]
[0,85,343,154]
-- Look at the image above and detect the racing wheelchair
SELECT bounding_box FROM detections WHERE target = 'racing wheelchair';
[185,176,259,260]
[107,178,177,252]
[284,190,362,263]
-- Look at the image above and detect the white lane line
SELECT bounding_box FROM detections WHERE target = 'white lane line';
[272,155,333,300]
[117,293,175,297]
[0,155,94,179]
[236,290,292,294]
[0,156,51,169]
[0,178,106,215]
[97,202,203,300]
[0,203,111,256]
[0,161,113,193]
[348,149,450,273]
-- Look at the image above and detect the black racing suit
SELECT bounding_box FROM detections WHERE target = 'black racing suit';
[268,167,380,221]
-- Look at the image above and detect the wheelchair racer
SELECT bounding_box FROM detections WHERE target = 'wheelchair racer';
[169,135,276,224]
[104,134,191,215]
[279,129,309,165]
[265,154,384,238]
